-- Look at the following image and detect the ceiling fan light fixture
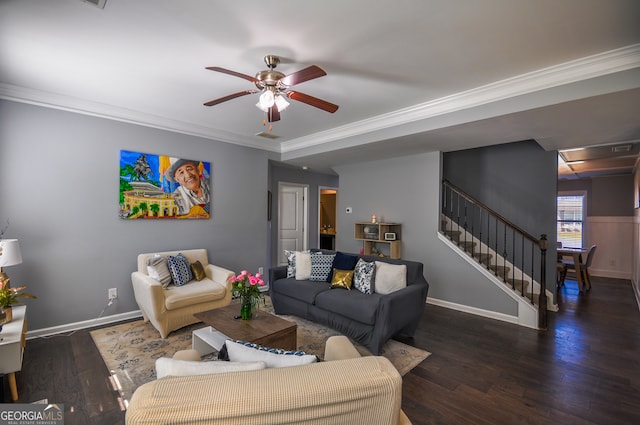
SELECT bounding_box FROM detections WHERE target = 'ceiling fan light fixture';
[258,89,275,109]
[274,94,290,111]
[205,54,338,123]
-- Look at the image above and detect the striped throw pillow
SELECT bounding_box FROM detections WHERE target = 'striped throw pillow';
[146,255,173,288]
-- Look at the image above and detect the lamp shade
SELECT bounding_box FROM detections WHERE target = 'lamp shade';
[258,90,275,108]
[274,94,290,111]
[0,239,23,267]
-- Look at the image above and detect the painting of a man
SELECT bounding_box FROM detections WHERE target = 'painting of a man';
[166,158,211,217]
[119,150,211,219]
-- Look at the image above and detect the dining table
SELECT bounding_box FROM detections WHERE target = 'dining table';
[557,247,589,292]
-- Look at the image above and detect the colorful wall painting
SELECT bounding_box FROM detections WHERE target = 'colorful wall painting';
[119,150,211,219]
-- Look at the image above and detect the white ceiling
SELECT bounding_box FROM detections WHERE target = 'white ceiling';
[1,0,640,174]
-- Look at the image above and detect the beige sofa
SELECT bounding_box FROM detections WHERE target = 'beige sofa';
[131,249,234,338]
[126,336,411,425]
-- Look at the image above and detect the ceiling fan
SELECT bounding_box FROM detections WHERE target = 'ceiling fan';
[203,55,339,124]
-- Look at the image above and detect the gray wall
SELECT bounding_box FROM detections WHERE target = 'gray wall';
[443,140,558,238]
[334,152,519,317]
[558,174,634,216]
[443,140,559,289]
[0,100,272,331]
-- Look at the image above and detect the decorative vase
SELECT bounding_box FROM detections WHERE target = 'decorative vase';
[240,296,253,320]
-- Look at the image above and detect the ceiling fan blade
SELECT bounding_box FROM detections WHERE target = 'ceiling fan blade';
[203,89,258,106]
[285,91,339,113]
[205,67,259,83]
[280,65,327,86]
[267,105,281,122]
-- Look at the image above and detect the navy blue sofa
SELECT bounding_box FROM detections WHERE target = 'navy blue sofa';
[269,251,429,355]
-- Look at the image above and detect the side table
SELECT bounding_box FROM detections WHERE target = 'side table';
[192,326,229,355]
[0,305,27,401]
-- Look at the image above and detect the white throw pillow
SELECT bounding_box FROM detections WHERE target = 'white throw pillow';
[155,357,266,379]
[285,250,310,278]
[295,251,312,280]
[374,262,407,294]
[224,340,317,368]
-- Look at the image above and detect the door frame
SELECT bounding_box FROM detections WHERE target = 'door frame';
[318,186,338,250]
[277,182,309,265]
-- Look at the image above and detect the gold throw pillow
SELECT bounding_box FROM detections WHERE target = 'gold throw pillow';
[190,260,206,281]
[330,268,354,290]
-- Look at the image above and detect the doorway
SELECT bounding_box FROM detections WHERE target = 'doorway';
[277,182,309,265]
[319,187,338,250]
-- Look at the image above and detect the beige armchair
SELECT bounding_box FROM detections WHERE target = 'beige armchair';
[131,249,234,338]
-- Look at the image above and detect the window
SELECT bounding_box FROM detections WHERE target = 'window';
[557,194,585,248]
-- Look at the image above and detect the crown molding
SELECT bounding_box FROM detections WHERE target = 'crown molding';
[2,44,638,157]
[281,43,640,154]
[0,84,280,153]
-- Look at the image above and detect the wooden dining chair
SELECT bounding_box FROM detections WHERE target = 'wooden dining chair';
[563,245,597,291]
[556,241,566,288]
[557,262,567,289]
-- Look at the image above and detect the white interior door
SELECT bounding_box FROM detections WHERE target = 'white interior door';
[278,183,308,265]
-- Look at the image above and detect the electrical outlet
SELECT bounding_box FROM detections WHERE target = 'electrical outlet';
[108,288,118,300]
[258,267,264,275]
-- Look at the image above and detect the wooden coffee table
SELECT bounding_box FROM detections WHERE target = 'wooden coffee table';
[194,303,297,351]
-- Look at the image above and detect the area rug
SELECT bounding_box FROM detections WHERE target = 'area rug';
[90,301,430,402]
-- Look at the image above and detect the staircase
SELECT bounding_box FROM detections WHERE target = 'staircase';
[441,180,557,329]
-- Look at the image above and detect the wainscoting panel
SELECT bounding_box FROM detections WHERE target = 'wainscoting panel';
[586,216,633,279]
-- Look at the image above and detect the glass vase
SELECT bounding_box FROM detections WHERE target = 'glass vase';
[240,295,253,320]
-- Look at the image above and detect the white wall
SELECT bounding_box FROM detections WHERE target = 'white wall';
[0,100,272,331]
[586,217,634,279]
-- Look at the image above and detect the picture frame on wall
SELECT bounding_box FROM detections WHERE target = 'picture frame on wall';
[119,150,211,219]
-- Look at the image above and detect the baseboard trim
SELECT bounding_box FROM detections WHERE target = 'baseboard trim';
[427,297,519,326]
[27,310,142,339]
[590,268,632,280]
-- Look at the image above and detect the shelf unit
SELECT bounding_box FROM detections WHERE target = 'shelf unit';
[354,222,402,259]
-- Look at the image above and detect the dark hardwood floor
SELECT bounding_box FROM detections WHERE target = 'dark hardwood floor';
[402,276,640,425]
[3,275,639,425]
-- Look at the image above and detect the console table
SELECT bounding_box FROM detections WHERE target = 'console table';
[0,305,27,401]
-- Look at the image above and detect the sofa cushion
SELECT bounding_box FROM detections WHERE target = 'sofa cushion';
[374,262,407,294]
[328,252,359,282]
[285,250,310,278]
[353,258,376,294]
[156,357,265,379]
[222,340,318,368]
[310,252,336,281]
[146,255,173,288]
[314,290,382,325]
[164,279,226,310]
[271,278,330,304]
[167,253,193,286]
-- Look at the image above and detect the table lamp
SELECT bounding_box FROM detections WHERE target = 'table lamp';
[0,239,23,286]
